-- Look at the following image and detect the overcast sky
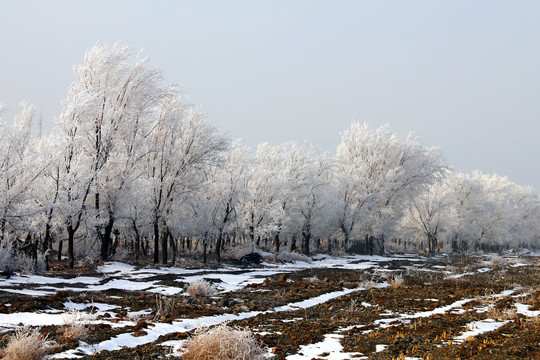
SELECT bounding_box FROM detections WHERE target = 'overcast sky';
[1,1,539,191]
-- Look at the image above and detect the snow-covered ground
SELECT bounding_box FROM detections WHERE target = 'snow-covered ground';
[0,253,536,358]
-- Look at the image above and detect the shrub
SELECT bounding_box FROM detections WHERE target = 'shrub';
[359,279,378,290]
[1,327,56,360]
[155,293,177,319]
[62,309,88,340]
[276,250,312,264]
[183,323,266,360]
[62,322,88,341]
[489,255,505,267]
[389,274,404,289]
[187,279,218,298]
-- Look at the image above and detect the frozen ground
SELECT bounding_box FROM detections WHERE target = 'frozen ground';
[0,252,538,359]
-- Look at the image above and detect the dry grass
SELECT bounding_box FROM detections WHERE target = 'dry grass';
[276,251,312,264]
[62,322,88,340]
[61,308,90,341]
[359,279,378,290]
[389,274,405,289]
[489,255,505,267]
[182,323,266,360]
[487,308,517,321]
[187,279,218,298]
[1,328,56,360]
[155,293,177,319]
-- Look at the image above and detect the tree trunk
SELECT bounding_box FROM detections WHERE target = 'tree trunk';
[0,218,6,242]
[133,222,141,261]
[161,226,169,265]
[170,235,177,265]
[100,216,115,260]
[290,234,297,252]
[215,228,223,263]
[153,218,159,264]
[274,233,280,253]
[202,233,208,264]
[340,223,350,251]
[301,224,311,256]
[67,225,75,269]
[57,238,63,263]
[43,224,51,270]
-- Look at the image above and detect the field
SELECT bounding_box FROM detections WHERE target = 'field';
[0,252,538,359]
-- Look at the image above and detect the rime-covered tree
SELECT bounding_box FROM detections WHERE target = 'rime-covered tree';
[237,143,288,250]
[399,178,453,254]
[146,88,227,264]
[334,122,444,253]
[279,143,336,255]
[0,103,43,240]
[55,42,164,266]
[204,140,251,262]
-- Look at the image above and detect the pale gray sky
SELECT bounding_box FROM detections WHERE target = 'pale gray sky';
[1,1,539,190]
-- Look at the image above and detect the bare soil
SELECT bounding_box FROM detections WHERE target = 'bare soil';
[0,255,538,359]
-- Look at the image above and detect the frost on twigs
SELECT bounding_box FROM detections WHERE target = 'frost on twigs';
[182,323,266,360]
[187,279,218,298]
[1,327,57,360]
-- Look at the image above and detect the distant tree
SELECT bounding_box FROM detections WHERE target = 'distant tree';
[334,122,445,253]
[0,103,43,240]
[237,143,286,250]
[146,88,227,264]
[205,140,250,262]
[55,42,164,267]
[399,179,453,254]
[279,143,336,255]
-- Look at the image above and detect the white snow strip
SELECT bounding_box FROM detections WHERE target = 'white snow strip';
[160,339,187,357]
[0,312,70,327]
[375,298,474,327]
[453,320,508,343]
[52,287,363,358]
[86,279,158,292]
[515,303,540,317]
[63,301,119,312]
[3,274,102,285]
[0,288,55,296]
[286,334,365,360]
[275,287,359,312]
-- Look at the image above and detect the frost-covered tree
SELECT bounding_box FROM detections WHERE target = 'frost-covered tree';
[334,122,445,253]
[279,143,336,255]
[0,103,42,240]
[146,88,227,264]
[399,178,453,254]
[204,140,251,262]
[237,143,288,250]
[55,42,165,266]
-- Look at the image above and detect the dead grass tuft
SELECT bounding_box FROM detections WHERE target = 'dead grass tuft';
[359,279,378,290]
[489,255,505,267]
[390,274,405,289]
[187,279,218,298]
[155,293,177,319]
[62,322,88,340]
[1,327,56,360]
[183,323,266,360]
[62,309,89,340]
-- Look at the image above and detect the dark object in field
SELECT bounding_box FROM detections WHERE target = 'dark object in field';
[0,266,15,279]
[236,252,264,266]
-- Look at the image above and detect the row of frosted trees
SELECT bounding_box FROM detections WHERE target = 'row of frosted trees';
[1,43,538,268]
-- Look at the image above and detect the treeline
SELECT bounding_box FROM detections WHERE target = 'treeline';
[1,43,538,269]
